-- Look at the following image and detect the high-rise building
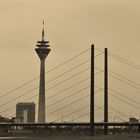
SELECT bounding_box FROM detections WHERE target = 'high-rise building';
[35,21,51,123]
[16,102,35,123]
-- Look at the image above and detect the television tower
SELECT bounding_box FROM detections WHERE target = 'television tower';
[35,21,51,123]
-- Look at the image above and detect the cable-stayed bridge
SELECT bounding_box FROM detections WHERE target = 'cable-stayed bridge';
[0,45,140,135]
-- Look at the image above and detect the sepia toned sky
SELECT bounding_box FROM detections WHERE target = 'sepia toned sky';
[0,0,140,122]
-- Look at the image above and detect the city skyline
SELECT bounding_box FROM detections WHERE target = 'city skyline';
[0,0,140,123]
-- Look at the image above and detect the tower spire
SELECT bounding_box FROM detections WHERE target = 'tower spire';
[42,20,45,41]
[36,21,50,48]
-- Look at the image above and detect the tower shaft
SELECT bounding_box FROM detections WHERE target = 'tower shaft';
[38,59,46,122]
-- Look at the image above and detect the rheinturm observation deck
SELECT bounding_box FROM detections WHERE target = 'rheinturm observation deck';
[35,22,51,123]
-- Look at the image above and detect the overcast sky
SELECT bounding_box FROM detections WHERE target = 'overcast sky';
[0,0,140,122]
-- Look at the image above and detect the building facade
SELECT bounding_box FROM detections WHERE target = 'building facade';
[16,102,35,123]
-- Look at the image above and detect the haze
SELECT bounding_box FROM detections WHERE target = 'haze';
[0,0,140,122]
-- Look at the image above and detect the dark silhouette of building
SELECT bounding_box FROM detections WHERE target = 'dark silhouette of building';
[0,115,11,123]
[35,21,51,123]
[16,102,35,123]
[129,117,138,123]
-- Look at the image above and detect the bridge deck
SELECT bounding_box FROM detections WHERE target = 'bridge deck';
[1,122,140,127]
